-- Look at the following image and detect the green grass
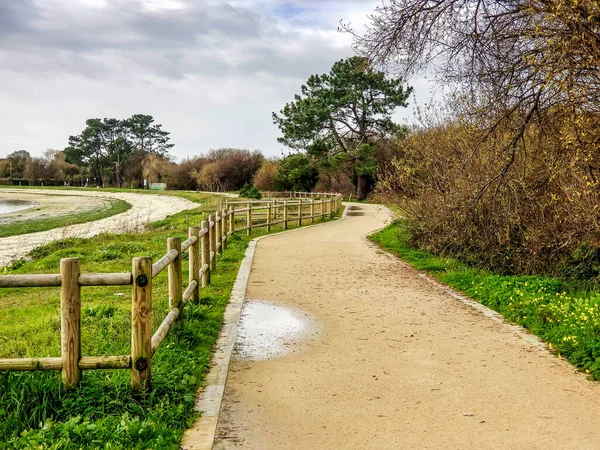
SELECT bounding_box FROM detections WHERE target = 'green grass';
[0,192,339,448]
[370,220,600,380]
[0,198,131,238]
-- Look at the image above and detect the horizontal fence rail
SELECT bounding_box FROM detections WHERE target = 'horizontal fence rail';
[0,191,343,392]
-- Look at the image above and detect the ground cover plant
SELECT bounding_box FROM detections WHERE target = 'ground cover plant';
[371,220,600,380]
[0,194,131,238]
[0,191,337,448]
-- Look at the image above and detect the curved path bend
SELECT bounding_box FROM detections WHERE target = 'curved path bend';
[208,203,600,449]
[0,189,197,267]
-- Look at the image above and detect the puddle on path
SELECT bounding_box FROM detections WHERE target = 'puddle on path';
[235,300,320,361]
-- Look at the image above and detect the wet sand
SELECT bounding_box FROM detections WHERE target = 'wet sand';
[0,189,197,266]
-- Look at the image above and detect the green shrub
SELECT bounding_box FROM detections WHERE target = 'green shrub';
[239,183,262,199]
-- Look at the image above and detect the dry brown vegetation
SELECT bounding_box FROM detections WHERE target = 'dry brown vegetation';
[355,0,600,283]
[376,106,600,281]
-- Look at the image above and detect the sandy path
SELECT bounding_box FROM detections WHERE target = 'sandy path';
[0,189,197,266]
[213,203,600,449]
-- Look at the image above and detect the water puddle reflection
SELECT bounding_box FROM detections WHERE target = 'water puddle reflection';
[235,300,319,361]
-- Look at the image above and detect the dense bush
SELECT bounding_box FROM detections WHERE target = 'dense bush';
[239,183,262,199]
[376,109,600,284]
[276,154,319,192]
[195,149,264,192]
[253,160,281,191]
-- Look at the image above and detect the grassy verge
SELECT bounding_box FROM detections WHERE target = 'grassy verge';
[0,198,131,238]
[0,193,338,448]
[370,220,600,380]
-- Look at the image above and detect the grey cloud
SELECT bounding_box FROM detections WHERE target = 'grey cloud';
[0,0,349,81]
[1,1,264,51]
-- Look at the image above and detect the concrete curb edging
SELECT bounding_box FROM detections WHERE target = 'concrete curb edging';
[180,204,349,449]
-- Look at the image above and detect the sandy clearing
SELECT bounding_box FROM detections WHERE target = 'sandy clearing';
[0,191,110,225]
[0,189,197,267]
[212,202,600,449]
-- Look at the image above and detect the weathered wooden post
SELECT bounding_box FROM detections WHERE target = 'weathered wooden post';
[267,202,272,232]
[220,208,227,250]
[216,211,223,255]
[60,257,81,388]
[167,238,182,310]
[330,196,335,218]
[230,207,235,235]
[246,203,252,237]
[188,227,200,303]
[200,220,210,287]
[321,198,325,220]
[224,208,229,246]
[283,200,288,230]
[310,199,315,223]
[208,214,216,271]
[132,256,152,393]
[297,199,303,226]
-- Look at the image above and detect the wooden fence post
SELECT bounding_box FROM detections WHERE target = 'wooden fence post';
[283,200,288,230]
[310,199,315,223]
[321,198,325,220]
[267,202,272,232]
[230,207,235,235]
[297,199,302,226]
[215,211,223,255]
[209,214,216,271]
[201,220,210,287]
[246,203,252,237]
[60,257,81,388]
[330,196,335,218]
[222,208,228,250]
[168,238,182,310]
[132,256,152,393]
[188,227,200,303]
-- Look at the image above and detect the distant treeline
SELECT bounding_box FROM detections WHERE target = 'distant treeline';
[0,112,405,195]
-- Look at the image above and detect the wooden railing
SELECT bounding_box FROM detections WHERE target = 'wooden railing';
[222,193,343,236]
[0,192,343,392]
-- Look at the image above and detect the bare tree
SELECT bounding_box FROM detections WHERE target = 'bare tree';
[346,0,600,194]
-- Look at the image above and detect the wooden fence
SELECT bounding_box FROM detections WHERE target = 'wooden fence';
[0,192,343,392]
[221,192,343,236]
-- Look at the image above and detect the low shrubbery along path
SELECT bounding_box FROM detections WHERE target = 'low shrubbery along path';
[211,202,600,449]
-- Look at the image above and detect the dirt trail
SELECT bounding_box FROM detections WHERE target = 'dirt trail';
[213,203,600,449]
[0,189,197,266]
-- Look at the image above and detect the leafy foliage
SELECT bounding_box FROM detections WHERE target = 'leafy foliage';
[64,115,173,187]
[273,56,411,199]
[276,154,319,192]
[238,183,262,199]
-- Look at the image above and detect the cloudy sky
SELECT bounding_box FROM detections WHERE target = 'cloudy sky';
[0,0,433,161]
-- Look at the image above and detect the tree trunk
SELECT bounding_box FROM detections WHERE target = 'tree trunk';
[357,173,368,200]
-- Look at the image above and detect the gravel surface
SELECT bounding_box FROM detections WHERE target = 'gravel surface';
[212,202,600,449]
